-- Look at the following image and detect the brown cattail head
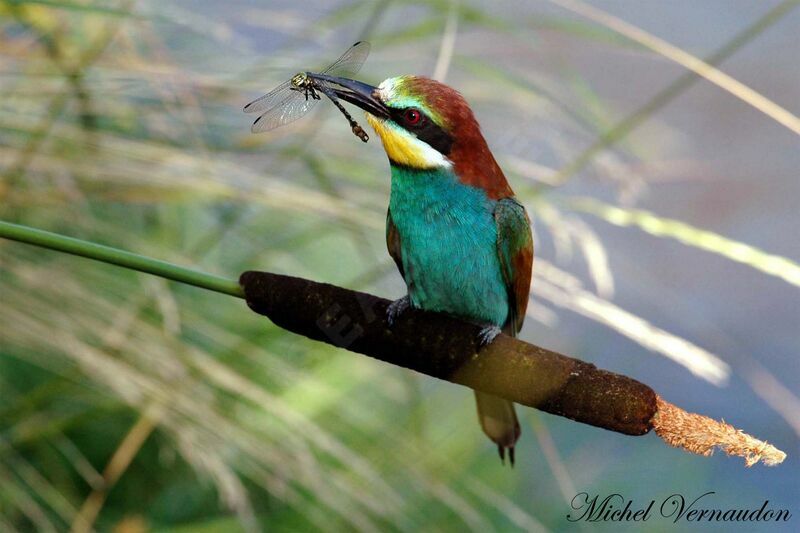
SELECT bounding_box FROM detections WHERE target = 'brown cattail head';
[652,396,786,466]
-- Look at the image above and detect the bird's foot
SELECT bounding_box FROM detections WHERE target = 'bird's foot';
[386,295,410,326]
[498,445,516,467]
[477,325,502,346]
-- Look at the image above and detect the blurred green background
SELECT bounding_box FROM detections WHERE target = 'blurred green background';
[1,0,798,531]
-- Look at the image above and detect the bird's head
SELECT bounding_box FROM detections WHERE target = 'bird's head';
[321,74,513,198]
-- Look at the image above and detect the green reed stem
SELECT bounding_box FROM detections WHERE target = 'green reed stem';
[0,220,244,298]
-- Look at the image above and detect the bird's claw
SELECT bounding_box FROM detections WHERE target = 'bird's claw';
[477,325,502,346]
[386,295,410,326]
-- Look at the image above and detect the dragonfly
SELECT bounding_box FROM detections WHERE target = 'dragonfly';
[244,41,372,142]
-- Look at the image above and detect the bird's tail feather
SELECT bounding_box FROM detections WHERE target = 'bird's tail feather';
[474,391,521,466]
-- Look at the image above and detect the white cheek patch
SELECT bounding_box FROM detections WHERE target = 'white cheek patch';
[394,125,453,169]
[366,115,453,170]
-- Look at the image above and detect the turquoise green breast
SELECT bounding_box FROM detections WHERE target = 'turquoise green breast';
[388,166,509,326]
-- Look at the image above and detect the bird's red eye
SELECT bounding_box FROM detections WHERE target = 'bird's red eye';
[404,108,422,125]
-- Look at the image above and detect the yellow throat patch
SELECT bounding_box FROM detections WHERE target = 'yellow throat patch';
[366,114,451,169]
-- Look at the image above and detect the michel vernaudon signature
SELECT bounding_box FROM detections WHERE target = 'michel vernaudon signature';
[567,492,791,523]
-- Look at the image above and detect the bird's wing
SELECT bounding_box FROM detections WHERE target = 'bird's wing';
[494,197,534,336]
[386,209,406,279]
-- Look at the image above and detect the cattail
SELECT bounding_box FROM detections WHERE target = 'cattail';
[240,271,787,467]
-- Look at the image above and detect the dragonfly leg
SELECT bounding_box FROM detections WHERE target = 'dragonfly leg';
[316,83,369,142]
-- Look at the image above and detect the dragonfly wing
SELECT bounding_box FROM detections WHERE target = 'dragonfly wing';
[250,91,318,133]
[243,79,293,114]
[245,41,370,133]
[323,41,371,78]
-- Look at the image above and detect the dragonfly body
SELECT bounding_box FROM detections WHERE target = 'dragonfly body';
[244,42,371,141]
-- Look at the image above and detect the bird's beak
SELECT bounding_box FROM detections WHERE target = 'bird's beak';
[310,74,390,119]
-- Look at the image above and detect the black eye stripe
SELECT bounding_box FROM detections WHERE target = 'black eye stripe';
[390,107,454,156]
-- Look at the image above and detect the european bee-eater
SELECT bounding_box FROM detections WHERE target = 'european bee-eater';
[319,73,534,464]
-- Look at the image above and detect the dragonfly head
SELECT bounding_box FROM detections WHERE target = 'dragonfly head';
[290,72,309,88]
